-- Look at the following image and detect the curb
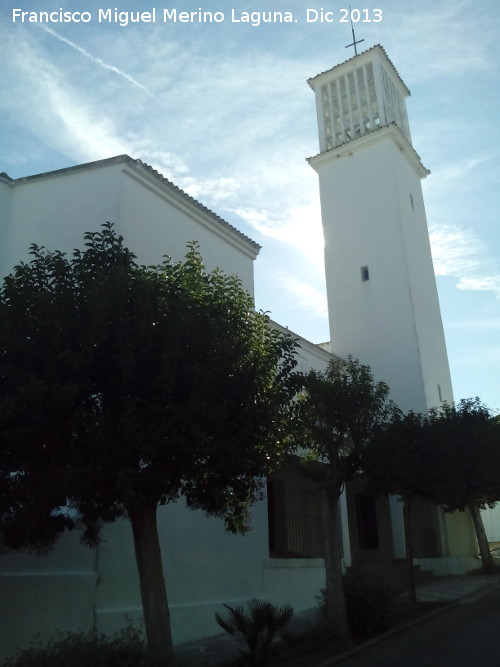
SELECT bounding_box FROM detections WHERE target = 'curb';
[311,581,500,666]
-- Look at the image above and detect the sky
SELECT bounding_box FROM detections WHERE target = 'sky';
[1,0,499,412]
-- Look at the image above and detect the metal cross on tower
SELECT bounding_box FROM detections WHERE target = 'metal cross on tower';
[345,10,365,55]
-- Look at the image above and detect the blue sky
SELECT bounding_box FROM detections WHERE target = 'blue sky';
[1,0,499,412]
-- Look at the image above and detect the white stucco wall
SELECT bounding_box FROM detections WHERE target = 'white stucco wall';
[0,495,327,660]
[0,157,257,295]
[0,178,13,257]
[0,531,98,660]
[481,505,500,542]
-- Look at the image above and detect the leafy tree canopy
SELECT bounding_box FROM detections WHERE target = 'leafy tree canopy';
[426,398,500,512]
[295,356,392,497]
[0,223,299,550]
[364,398,500,575]
[364,398,500,511]
[363,408,437,501]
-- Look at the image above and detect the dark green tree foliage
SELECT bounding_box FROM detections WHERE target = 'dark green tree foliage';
[367,399,500,511]
[363,409,433,500]
[426,399,500,512]
[0,247,82,552]
[365,399,500,575]
[363,409,436,603]
[0,224,299,665]
[294,357,391,639]
[426,398,500,572]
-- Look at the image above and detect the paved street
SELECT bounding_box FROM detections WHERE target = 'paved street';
[332,585,500,667]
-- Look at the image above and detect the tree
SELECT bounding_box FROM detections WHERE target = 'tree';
[363,409,437,604]
[426,398,500,573]
[293,357,392,639]
[365,399,500,580]
[0,224,299,665]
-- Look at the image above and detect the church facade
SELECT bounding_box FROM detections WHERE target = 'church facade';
[0,46,478,659]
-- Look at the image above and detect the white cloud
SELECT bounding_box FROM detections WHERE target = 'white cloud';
[179,176,240,204]
[233,202,323,260]
[1,22,319,211]
[132,148,190,179]
[427,156,491,192]
[273,273,328,320]
[430,225,485,276]
[0,28,125,160]
[430,224,500,298]
[448,319,500,331]
[457,276,500,297]
[387,0,495,82]
[0,26,195,176]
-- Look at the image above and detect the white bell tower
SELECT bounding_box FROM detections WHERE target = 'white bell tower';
[308,45,453,414]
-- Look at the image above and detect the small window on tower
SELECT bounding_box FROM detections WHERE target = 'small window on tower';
[410,193,415,209]
[361,266,370,282]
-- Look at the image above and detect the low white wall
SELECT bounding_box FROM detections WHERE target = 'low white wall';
[481,505,500,542]
[263,558,325,610]
[0,501,326,660]
[415,556,481,576]
[0,530,98,660]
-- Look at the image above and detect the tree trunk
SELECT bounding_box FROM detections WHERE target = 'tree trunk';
[467,500,496,573]
[403,497,417,607]
[321,487,350,640]
[128,504,175,666]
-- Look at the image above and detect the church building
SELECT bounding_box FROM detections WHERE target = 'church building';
[0,45,478,660]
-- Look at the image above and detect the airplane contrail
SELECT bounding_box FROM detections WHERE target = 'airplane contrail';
[40,25,149,92]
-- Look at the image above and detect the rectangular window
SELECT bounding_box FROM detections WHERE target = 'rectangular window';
[361,266,370,281]
[267,479,324,558]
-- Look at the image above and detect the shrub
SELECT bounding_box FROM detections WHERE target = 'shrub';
[317,575,396,638]
[0,627,146,667]
[343,573,396,636]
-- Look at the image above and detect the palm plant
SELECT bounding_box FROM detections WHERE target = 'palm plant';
[215,598,293,666]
